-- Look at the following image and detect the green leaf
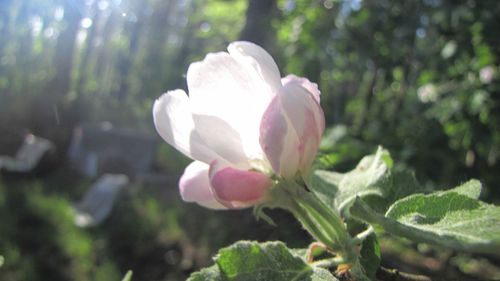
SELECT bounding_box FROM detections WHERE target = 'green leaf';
[358,234,381,279]
[348,261,374,281]
[0,255,4,267]
[289,248,308,261]
[310,147,427,215]
[189,264,223,281]
[121,270,133,281]
[188,241,339,281]
[336,233,381,281]
[350,180,500,255]
[447,179,481,199]
[310,147,391,213]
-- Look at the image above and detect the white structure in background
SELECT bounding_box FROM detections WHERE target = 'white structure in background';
[0,134,54,173]
[74,174,130,227]
[68,122,159,227]
[68,122,158,178]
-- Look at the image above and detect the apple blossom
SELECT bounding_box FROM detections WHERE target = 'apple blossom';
[153,41,324,209]
[480,66,495,84]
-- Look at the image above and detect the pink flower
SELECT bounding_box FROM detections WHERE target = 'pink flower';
[480,66,495,84]
[153,42,324,209]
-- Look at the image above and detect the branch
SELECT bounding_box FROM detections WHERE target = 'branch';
[376,267,432,281]
[376,267,485,281]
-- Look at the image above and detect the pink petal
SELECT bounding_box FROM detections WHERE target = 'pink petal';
[259,95,300,178]
[260,81,325,178]
[179,161,226,209]
[282,74,321,103]
[280,82,325,174]
[209,161,272,209]
[297,107,322,173]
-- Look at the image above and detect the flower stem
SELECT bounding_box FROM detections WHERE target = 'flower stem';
[311,256,346,268]
[271,180,358,265]
[297,189,350,247]
[288,199,336,247]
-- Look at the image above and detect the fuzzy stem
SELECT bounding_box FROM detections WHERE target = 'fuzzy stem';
[288,199,336,247]
[270,180,358,264]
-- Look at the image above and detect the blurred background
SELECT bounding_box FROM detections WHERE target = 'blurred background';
[0,0,499,280]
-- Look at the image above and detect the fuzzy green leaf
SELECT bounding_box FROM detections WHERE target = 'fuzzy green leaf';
[188,241,338,281]
[189,264,223,281]
[358,234,381,279]
[310,147,390,213]
[350,180,500,255]
[311,147,426,215]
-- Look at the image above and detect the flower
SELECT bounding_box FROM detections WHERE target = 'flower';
[153,41,324,209]
[480,66,495,84]
[417,83,438,103]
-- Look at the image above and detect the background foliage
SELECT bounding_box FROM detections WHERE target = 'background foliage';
[0,0,499,280]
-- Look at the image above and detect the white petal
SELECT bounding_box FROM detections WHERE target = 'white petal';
[280,82,324,143]
[152,90,219,163]
[179,161,226,209]
[228,41,282,94]
[187,52,273,166]
[192,114,249,167]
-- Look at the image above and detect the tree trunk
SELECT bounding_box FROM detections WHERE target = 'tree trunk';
[52,0,83,98]
[0,0,14,56]
[115,1,147,101]
[76,0,102,95]
[239,0,278,48]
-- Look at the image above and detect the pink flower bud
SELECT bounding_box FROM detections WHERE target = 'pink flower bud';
[179,161,226,209]
[209,160,272,209]
[260,75,324,178]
